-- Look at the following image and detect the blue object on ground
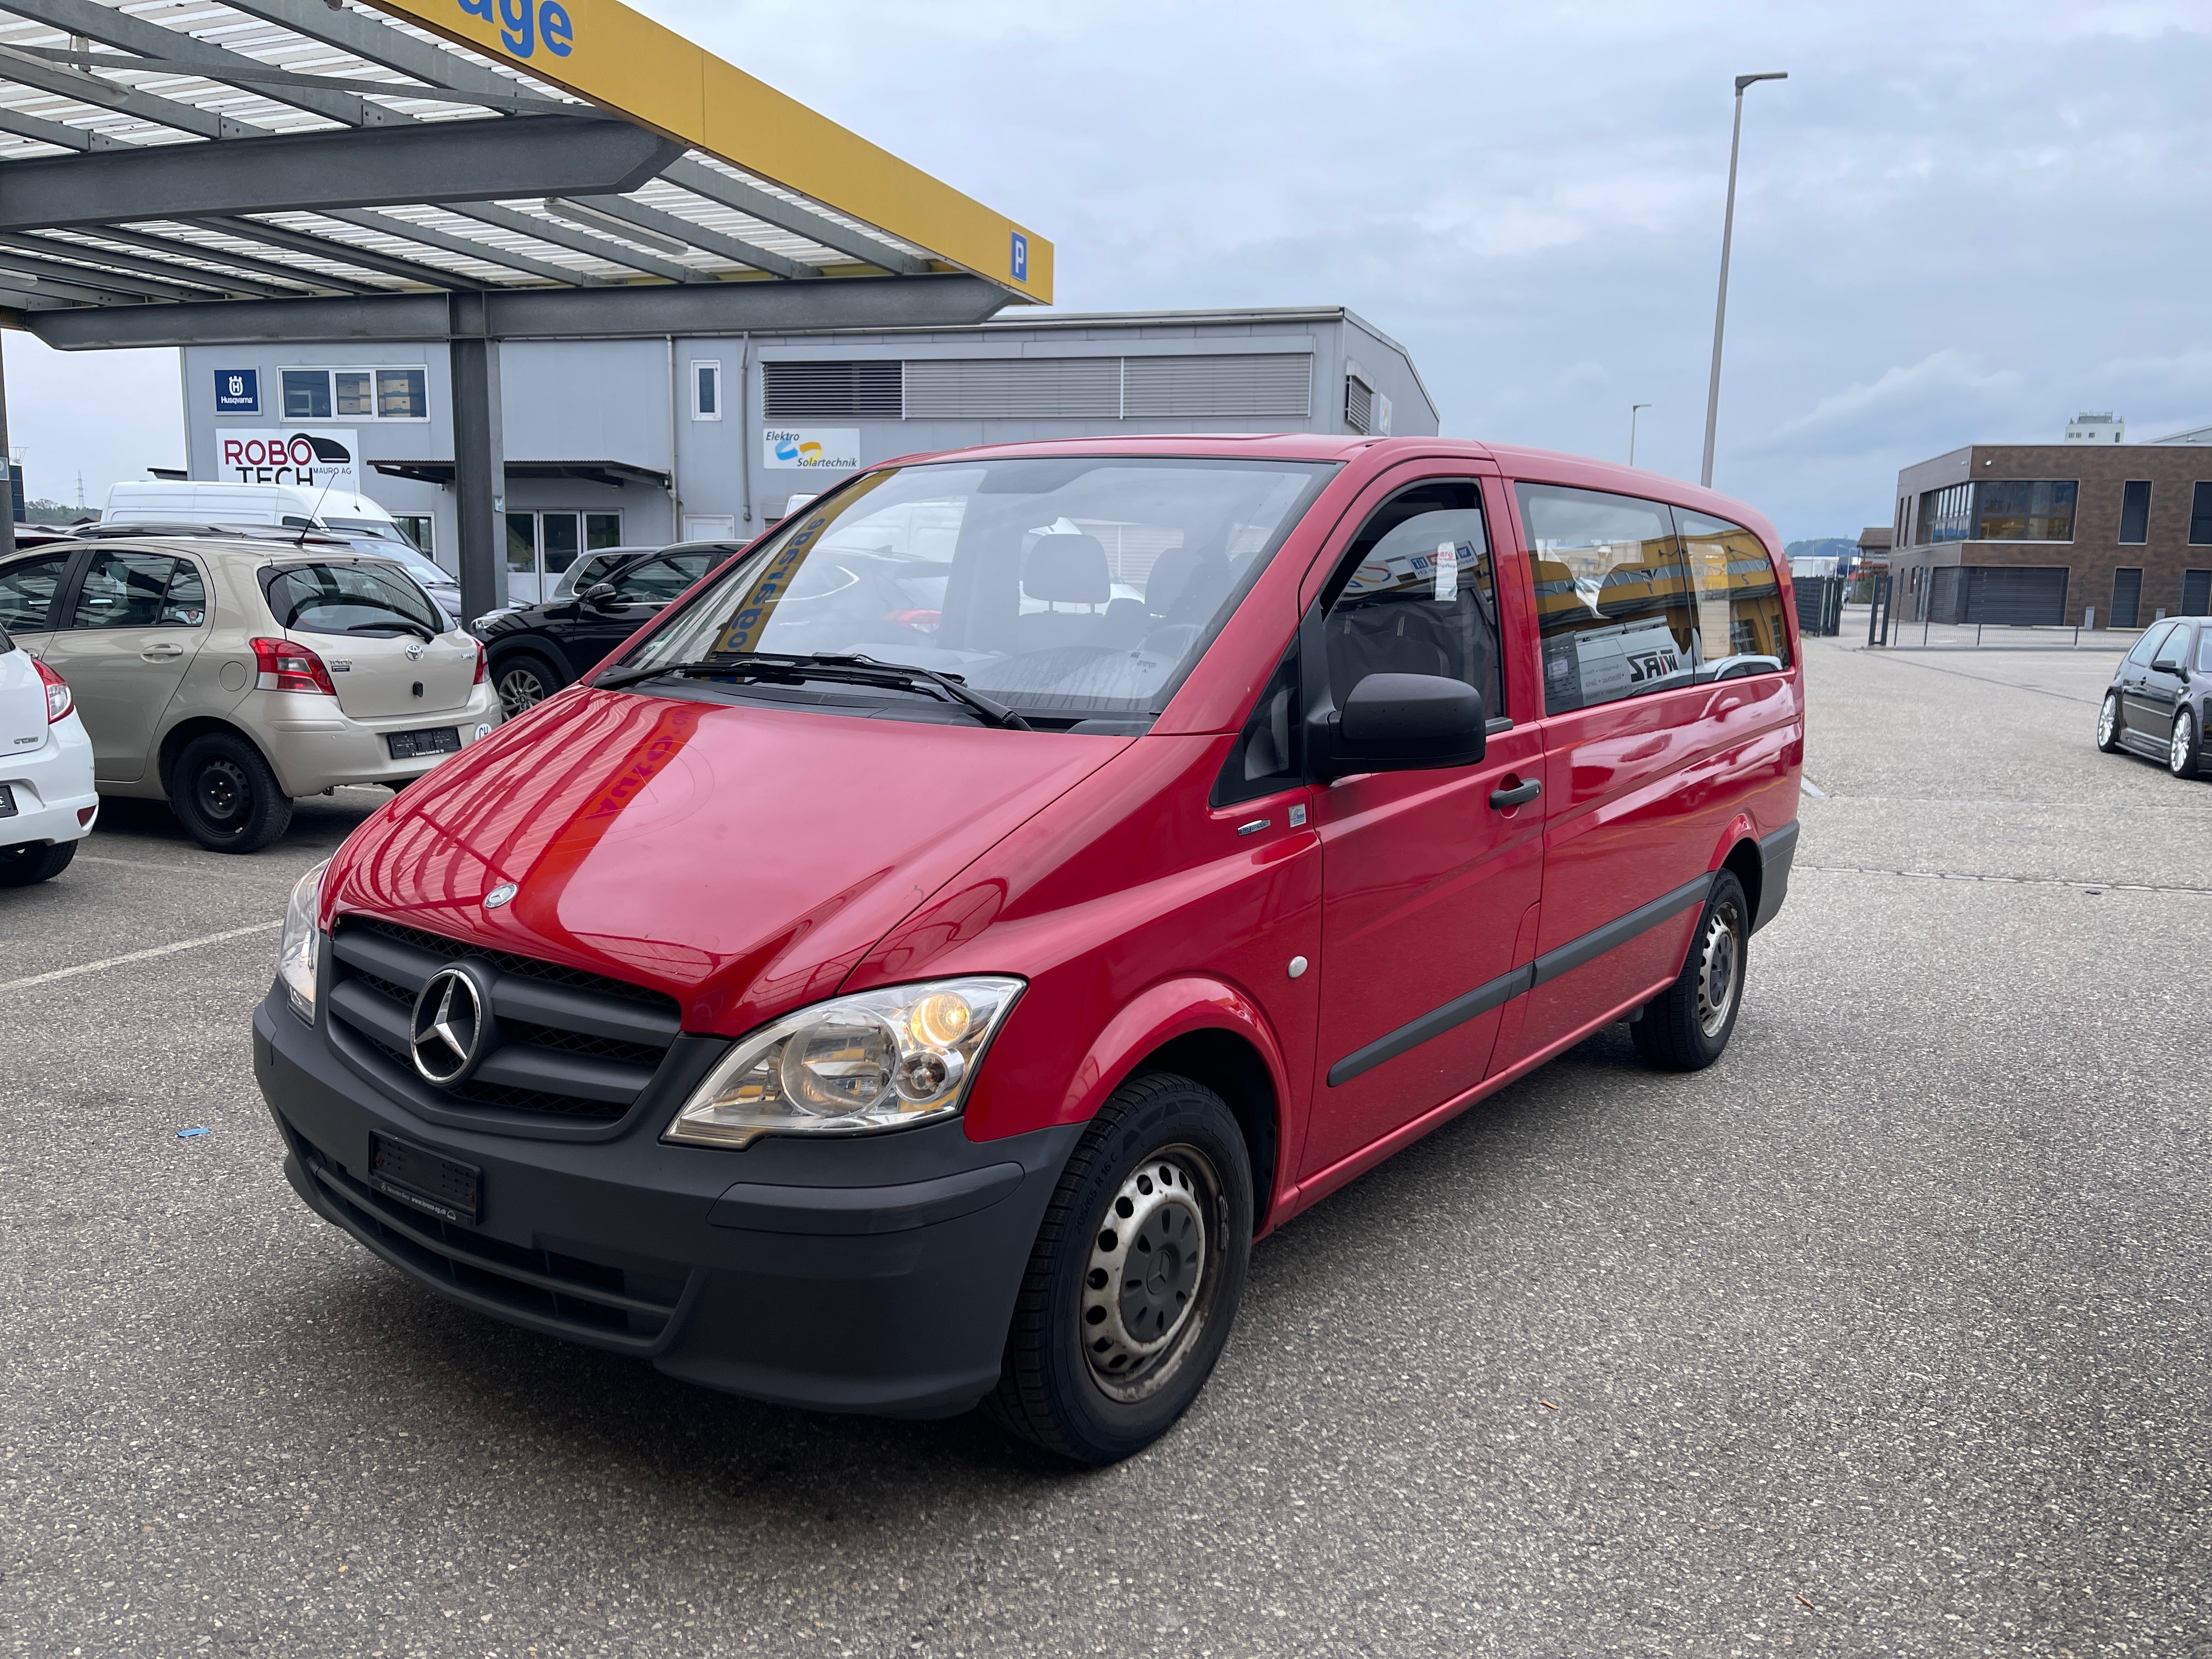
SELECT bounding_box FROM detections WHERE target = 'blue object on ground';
[177,1127,211,1139]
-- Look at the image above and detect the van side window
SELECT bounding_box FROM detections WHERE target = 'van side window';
[1674,510,1791,676]
[1518,483,1692,714]
[1317,479,1502,724]
[1214,640,1302,806]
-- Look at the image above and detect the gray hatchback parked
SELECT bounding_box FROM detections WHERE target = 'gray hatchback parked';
[2097,617,2211,779]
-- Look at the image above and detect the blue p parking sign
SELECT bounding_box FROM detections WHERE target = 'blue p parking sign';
[1009,232,1029,284]
[214,369,260,415]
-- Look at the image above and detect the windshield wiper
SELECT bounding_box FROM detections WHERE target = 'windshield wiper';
[347,619,437,642]
[595,652,1031,730]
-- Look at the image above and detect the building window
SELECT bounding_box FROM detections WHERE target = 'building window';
[2183,570,2211,617]
[692,361,721,421]
[2111,568,2143,628]
[1919,482,1972,543]
[393,515,433,555]
[1972,480,2076,542]
[2119,480,2152,545]
[275,366,430,422]
[2191,482,2212,545]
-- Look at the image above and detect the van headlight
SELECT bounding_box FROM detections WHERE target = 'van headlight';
[665,977,1024,1148]
[276,859,329,1023]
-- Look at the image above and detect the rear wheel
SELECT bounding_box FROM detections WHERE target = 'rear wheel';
[1632,870,1749,1072]
[985,1073,1253,1464]
[170,732,292,854]
[2171,708,2202,780]
[0,839,76,886]
[2096,691,2124,753]
[492,653,562,718]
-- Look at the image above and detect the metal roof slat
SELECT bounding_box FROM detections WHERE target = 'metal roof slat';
[214,0,569,106]
[445,200,707,284]
[0,2,406,127]
[193,212,489,287]
[0,227,274,294]
[317,206,608,287]
[82,221,370,291]
[0,41,262,139]
[0,91,120,149]
[659,159,929,276]
[0,230,233,297]
[556,193,812,280]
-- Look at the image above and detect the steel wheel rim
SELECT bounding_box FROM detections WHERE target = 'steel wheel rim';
[496,667,546,715]
[195,758,251,832]
[2098,695,2118,746]
[2174,715,2192,772]
[1081,1144,1223,1404]
[1695,901,1742,1040]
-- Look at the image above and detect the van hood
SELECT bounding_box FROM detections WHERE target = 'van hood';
[324,688,1129,1034]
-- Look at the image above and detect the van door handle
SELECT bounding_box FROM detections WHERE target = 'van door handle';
[140,643,185,661]
[1489,778,1542,810]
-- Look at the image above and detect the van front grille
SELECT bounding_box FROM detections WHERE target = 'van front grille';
[326,916,683,1126]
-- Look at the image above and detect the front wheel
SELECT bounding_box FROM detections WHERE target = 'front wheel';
[2171,708,2202,780]
[984,1073,1253,1465]
[1632,870,1749,1071]
[2096,691,2125,753]
[492,652,562,718]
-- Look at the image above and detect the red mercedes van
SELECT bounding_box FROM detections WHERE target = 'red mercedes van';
[255,436,1802,1464]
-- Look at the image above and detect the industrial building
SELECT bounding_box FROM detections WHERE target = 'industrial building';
[177,307,1436,602]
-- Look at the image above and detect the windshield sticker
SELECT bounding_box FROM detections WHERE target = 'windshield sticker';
[1433,540,1458,602]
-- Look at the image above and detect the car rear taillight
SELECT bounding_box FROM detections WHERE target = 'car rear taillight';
[33,656,71,723]
[250,636,338,696]
[472,637,487,685]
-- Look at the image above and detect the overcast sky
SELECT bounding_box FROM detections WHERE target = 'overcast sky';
[8,0,2208,538]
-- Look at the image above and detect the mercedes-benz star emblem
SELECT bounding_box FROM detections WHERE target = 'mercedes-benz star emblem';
[483,882,517,909]
[409,964,493,1086]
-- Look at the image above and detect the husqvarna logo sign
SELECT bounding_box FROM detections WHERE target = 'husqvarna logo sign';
[456,0,574,59]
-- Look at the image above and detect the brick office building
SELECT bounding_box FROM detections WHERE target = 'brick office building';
[1886,441,2212,628]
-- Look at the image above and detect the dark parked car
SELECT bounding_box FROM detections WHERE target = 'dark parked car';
[472,541,743,714]
[2097,616,2209,779]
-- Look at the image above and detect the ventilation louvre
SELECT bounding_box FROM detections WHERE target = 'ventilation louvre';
[761,359,902,420]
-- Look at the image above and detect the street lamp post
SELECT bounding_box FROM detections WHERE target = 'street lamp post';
[1628,403,1651,469]
[1699,71,1787,490]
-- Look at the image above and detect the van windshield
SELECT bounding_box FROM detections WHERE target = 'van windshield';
[322,517,408,544]
[617,456,1336,720]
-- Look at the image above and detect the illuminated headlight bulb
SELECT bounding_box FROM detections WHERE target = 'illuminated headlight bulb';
[895,1046,965,1106]
[907,991,973,1049]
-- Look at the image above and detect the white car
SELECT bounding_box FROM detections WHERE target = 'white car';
[1,626,97,885]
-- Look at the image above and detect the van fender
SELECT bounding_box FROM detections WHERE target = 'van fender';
[1053,974,1294,1137]
[1704,809,1796,936]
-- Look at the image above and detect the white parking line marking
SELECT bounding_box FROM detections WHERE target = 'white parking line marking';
[0,921,279,992]
[1801,777,1829,799]
[76,854,196,872]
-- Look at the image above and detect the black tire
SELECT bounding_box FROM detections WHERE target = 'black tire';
[1632,870,1750,1072]
[170,731,293,854]
[0,838,76,886]
[2171,708,2202,780]
[2096,690,2125,753]
[984,1073,1254,1465]
[492,652,563,718]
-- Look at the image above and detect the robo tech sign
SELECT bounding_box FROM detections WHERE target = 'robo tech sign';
[215,429,361,491]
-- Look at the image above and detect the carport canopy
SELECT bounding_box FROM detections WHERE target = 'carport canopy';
[0,0,1053,613]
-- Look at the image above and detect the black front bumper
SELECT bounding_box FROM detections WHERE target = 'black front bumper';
[254,985,1081,1418]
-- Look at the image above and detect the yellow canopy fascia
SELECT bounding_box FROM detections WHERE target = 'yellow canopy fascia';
[358,0,1051,303]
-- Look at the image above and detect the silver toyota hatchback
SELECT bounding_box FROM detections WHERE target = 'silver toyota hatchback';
[0,528,503,852]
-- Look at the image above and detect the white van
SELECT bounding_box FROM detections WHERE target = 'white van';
[100,481,459,621]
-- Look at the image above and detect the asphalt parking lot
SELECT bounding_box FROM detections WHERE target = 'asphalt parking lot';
[4,630,2207,1657]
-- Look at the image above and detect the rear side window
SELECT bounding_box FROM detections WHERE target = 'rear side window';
[70,551,206,629]
[1674,510,1791,674]
[1518,484,1689,714]
[1319,479,1503,721]
[0,552,70,633]
[265,563,441,637]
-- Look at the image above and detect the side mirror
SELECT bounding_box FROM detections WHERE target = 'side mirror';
[2153,655,2182,675]
[1319,673,1487,778]
[582,582,619,608]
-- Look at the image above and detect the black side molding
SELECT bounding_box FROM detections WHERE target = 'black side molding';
[1325,871,1718,1088]
[1753,820,1799,933]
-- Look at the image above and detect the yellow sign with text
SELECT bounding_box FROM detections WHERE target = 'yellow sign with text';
[358,0,1051,302]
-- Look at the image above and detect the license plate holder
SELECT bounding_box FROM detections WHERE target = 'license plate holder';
[368,1132,481,1226]
[386,726,461,761]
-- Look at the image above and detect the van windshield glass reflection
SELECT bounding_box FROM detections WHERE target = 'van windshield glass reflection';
[619,457,1337,719]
